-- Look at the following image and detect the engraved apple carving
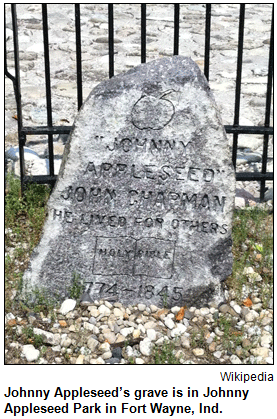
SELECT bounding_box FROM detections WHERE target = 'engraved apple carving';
[131,90,175,130]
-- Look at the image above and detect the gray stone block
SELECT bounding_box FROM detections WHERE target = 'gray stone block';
[22,56,235,308]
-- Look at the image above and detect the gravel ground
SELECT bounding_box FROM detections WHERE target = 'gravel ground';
[5,4,273,365]
[5,292,273,365]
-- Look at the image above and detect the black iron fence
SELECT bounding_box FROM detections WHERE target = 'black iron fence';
[5,4,273,200]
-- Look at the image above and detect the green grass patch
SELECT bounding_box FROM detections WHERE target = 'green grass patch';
[22,326,45,348]
[69,272,85,300]
[5,174,51,310]
[5,173,50,249]
[151,339,180,364]
[228,207,273,302]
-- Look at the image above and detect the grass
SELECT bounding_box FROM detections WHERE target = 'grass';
[5,173,50,233]
[22,326,45,349]
[216,315,243,352]
[5,173,51,313]
[227,206,273,304]
[5,174,50,261]
[151,339,181,364]
[190,329,205,349]
[69,272,85,300]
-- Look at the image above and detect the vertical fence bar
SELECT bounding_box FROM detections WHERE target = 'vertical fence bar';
[11,4,25,190]
[42,4,54,181]
[204,4,211,81]
[75,4,83,110]
[173,4,180,55]
[260,7,273,201]
[108,4,114,78]
[4,7,12,81]
[232,4,245,170]
[141,4,146,63]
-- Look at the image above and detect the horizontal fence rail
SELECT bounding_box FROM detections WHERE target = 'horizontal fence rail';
[5,3,273,200]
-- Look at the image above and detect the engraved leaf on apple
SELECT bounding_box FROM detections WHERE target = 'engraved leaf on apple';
[131,90,175,130]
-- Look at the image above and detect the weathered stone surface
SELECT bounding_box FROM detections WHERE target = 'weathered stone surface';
[22,56,235,307]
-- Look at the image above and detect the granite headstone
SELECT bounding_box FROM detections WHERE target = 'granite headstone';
[22,56,235,308]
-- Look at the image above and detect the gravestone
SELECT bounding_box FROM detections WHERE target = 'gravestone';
[22,56,235,308]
